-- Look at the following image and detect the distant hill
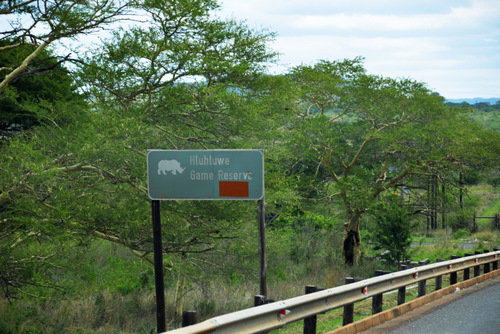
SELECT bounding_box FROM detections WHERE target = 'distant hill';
[446,98,500,105]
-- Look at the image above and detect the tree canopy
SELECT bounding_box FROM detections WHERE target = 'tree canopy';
[0,0,279,299]
[0,40,84,137]
[282,58,499,264]
[0,0,128,90]
[1,0,499,306]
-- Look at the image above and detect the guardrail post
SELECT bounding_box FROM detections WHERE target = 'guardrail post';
[304,286,317,334]
[418,260,428,296]
[483,250,490,274]
[434,259,443,290]
[450,255,460,285]
[474,251,481,277]
[463,254,472,280]
[398,265,408,305]
[372,270,389,314]
[182,311,197,327]
[494,248,499,270]
[343,278,355,325]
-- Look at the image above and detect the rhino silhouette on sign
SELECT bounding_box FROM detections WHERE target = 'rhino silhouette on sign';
[158,159,185,175]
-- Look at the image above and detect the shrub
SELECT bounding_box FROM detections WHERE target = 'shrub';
[486,177,500,188]
[369,197,415,269]
[448,210,474,232]
[452,228,470,240]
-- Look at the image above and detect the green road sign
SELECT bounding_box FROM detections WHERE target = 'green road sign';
[147,149,264,200]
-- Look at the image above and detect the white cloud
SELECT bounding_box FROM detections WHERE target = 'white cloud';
[293,14,445,32]
[218,0,500,99]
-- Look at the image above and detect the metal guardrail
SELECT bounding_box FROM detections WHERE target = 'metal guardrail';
[163,250,500,334]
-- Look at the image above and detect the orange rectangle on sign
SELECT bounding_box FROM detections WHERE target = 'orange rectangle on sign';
[219,181,249,197]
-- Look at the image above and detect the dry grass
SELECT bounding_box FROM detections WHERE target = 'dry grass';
[0,289,157,333]
[2,248,495,333]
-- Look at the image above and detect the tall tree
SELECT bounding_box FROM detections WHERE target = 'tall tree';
[0,40,84,137]
[76,0,276,112]
[285,58,500,264]
[0,0,128,90]
[0,0,278,298]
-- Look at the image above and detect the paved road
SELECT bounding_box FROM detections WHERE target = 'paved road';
[363,274,500,334]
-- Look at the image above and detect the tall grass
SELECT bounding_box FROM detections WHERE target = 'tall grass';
[0,220,346,333]
[471,184,499,218]
[1,231,497,333]
[1,185,498,333]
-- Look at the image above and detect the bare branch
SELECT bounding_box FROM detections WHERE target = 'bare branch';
[0,42,36,52]
[0,39,53,90]
[0,0,37,14]
[345,134,373,175]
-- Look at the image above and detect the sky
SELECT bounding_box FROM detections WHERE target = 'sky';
[215,0,500,99]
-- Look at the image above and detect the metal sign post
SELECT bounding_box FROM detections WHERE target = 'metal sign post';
[147,149,265,332]
[151,200,166,333]
[257,198,267,298]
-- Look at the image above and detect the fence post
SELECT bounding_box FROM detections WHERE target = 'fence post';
[494,248,499,270]
[464,254,472,280]
[398,265,408,305]
[182,311,197,327]
[483,250,490,274]
[435,259,443,290]
[450,255,460,285]
[303,286,317,334]
[474,251,481,277]
[472,212,477,233]
[372,270,388,314]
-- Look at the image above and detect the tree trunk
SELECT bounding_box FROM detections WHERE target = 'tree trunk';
[174,273,185,323]
[343,210,362,265]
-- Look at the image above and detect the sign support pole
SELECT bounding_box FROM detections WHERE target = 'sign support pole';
[258,198,267,298]
[147,150,266,318]
[152,200,166,333]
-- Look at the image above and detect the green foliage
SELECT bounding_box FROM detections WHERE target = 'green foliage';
[197,299,216,318]
[0,239,159,333]
[1,0,127,92]
[77,0,276,115]
[0,40,85,137]
[448,210,474,232]
[283,58,500,237]
[452,228,471,240]
[265,211,342,281]
[410,242,468,264]
[487,177,500,188]
[269,211,336,231]
[446,101,500,132]
[1,0,280,302]
[1,1,499,331]
[462,170,483,185]
[368,197,415,268]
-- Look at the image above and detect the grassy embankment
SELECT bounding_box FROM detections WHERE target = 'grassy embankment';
[0,185,498,333]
